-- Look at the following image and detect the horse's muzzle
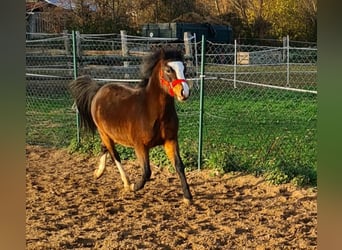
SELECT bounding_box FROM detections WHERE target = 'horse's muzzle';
[179,82,190,101]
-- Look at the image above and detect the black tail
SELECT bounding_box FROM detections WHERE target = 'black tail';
[69,75,101,133]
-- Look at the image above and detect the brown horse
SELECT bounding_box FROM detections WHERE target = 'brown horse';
[69,47,192,203]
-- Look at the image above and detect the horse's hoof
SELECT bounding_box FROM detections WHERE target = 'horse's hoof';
[123,183,133,192]
[183,198,192,206]
[93,170,102,179]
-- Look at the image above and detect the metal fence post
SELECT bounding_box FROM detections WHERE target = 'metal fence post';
[198,35,206,170]
[234,39,237,88]
[72,30,80,144]
[286,35,290,87]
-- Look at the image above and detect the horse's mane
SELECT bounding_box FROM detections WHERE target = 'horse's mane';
[138,47,184,87]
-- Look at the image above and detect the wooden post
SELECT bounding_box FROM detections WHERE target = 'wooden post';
[76,31,81,57]
[184,32,193,66]
[184,32,194,86]
[282,36,286,62]
[63,30,69,55]
[121,30,130,79]
[121,30,128,56]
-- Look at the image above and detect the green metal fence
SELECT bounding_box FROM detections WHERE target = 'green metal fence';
[26,32,317,185]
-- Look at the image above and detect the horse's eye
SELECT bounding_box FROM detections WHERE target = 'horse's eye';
[165,67,172,74]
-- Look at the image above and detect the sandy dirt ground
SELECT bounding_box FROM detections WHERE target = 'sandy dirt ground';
[26,145,317,249]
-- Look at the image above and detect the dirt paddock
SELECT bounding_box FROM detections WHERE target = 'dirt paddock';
[26,145,317,249]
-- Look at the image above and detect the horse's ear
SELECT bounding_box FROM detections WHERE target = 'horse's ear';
[160,47,165,59]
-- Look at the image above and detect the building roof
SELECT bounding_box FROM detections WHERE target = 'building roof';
[26,1,48,12]
[45,0,96,11]
[26,0,96,12]
[44,0,74,10]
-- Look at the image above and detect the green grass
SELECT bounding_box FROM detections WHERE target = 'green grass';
[26,95,76,147]
[176,86,317,186]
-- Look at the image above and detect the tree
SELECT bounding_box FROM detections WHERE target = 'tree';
[229,0,317,41]
[230,0,271,39]
[30,0,316,41]
[299,0,317,41]
[260,0,315,41]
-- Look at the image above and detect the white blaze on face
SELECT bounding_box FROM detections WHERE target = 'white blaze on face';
[167,61,190,99]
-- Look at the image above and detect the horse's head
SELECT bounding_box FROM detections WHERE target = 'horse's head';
[141,48,190,101]
[159,59,190,101]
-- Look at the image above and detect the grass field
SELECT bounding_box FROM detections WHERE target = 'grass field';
[176,85,317,186]
[26,81,317,187]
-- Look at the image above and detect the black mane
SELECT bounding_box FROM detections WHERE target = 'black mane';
[138,47,184,87]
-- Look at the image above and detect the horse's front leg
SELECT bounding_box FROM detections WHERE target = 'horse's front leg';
[164,140,193,203]
[131,146,151,191]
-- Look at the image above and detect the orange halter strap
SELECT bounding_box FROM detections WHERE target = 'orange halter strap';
[159,70,186,97]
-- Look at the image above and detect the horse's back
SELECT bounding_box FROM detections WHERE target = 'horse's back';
[91,82,146,146]
[97,82,141,99]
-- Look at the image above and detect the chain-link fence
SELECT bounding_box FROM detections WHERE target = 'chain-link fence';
[26,32,75,146]
[199,38,316,184]
[26,32,317,185]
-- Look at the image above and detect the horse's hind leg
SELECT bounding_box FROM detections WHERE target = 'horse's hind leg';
[164,140,193,203]
[94,144,109,179]
[97,132,131,190]
[111,147,133,191]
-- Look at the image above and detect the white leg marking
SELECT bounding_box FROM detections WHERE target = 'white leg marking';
[114,160,131,190]
[94,153,107,179]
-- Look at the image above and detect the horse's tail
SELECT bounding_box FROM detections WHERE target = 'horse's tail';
[69,75,101,134]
